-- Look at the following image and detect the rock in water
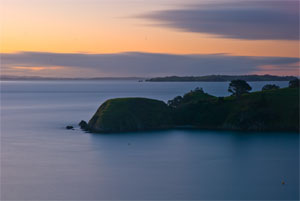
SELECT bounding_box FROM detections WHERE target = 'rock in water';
[87,98,172,133]
[79,120,88,130]
[66,126,74,130]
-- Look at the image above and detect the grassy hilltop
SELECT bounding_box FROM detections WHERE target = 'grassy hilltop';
[87,98,172,133]
[82,83,299,133]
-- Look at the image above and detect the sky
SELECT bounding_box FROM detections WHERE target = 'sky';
[0,0,299,77]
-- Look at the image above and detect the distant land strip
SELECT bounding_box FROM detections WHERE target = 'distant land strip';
[146,75,298,82]
[0,75,298,82]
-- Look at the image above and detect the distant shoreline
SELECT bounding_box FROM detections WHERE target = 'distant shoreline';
[146,75,297,82]
[0,74,297,82]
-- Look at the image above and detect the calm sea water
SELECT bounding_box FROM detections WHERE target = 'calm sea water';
[1,80,299,200]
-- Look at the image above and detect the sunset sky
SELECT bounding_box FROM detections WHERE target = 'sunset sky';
[1,0,299,77]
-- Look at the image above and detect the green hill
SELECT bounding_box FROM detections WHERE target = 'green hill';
[87,98,172,133]
[82,87,299,133]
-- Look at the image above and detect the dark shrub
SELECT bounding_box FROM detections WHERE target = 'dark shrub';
[262,84,280,91]
[289,79,299,88]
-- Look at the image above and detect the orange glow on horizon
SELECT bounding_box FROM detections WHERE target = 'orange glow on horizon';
[1,26,299,58]
[13,66,64,71]
[252,62,300,76]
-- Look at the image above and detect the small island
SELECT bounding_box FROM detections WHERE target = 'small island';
[80,79,299,133]
[146,74,297,82]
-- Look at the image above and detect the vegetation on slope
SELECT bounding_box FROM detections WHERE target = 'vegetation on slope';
[82,79,299,133]
[170,87,299,131]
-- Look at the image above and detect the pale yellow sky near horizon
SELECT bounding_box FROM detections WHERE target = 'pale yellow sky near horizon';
[1,0,299,58]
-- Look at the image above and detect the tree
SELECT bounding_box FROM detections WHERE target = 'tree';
[289,79,299,88]
[193,87,204,93]
[262,84,280,91]
[167,96,183,108]
[228,80,252,97]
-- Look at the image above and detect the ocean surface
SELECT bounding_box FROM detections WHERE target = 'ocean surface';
[1,80,299,200]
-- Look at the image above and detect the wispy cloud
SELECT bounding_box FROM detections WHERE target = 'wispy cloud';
[139,0,299,40]
[1,52,299,77]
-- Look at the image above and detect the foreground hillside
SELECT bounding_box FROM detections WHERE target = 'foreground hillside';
[81,87,299,133]
[172,87,299,131]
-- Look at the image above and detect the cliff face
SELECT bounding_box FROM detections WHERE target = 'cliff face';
[87,98,172,133]
[83,88,299,133]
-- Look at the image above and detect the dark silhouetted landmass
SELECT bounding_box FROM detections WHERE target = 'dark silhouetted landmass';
[81,85,299,133]
[146,75,297,82]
